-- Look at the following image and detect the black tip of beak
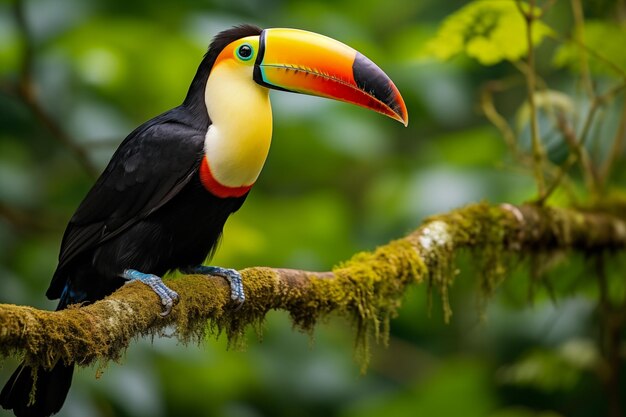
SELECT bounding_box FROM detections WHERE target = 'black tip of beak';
[353,52,407,123]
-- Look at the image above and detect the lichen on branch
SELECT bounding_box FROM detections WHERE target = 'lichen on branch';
[1,202,625,372]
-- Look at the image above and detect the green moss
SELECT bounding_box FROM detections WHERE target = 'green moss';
[173,268,298,351]
[419,203,517,321]
[3,201,625,377]
[299,239,427,370]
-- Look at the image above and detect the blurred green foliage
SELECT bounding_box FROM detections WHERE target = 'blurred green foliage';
[553,20,626,77]
[425,0,552,65]
[1,0,625,416]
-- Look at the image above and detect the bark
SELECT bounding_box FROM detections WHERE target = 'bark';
[1,202,625,370]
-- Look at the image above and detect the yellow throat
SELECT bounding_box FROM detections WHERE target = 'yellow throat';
[203,57,273,190]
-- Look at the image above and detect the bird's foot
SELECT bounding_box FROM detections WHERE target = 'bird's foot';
[123,269,179,316]
[184,265,245,307]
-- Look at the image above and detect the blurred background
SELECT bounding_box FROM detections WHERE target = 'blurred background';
[1,0,625,416]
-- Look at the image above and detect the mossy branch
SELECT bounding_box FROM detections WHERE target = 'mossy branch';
[1,202,626,372]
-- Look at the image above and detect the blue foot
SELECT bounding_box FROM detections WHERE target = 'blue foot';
[123,269,179,316]
[184,265,245,306]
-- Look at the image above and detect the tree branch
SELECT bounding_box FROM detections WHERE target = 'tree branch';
[1,203,626,371]
[516,0,547,199]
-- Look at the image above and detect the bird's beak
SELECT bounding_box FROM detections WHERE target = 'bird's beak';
[253,28,408,126]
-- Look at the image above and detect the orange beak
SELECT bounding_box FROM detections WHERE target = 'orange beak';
[253,28,408,126]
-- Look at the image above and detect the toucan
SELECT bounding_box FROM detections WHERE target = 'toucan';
[0,24,407,417]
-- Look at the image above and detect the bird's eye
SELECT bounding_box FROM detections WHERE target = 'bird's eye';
[236,44,253,61]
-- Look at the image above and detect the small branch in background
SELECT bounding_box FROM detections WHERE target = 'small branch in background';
[599,100,626,190]
[0,202,63,233]
[539,0,558,15]
[595,255,625,417]
[548,31,626,80]
[516,0,547,200]
[555,112,598,195]
[480,79,521,158]
[512,59,549,91]
[12,0,99,179]
[537,78,626,203]
[618,0,626,23]
[480,79,579,201]
[578,82,626,191]
[86,137,123,149]
[581,89,615,149]
[538,153,577,204]
[570,0,595,98]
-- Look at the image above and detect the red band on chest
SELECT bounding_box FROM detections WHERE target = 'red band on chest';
[199,157,253,198]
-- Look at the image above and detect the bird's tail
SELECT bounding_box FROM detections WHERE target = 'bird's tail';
[0,361,74,417]
[1,282,84,416]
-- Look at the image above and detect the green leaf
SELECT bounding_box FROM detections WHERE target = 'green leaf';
[424,0,552,65]
[553,20,626,77]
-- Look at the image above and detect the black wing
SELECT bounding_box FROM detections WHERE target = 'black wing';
[47,108,206,298]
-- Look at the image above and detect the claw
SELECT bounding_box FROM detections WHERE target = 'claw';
[184,265,245,307]
[123,269,179,316]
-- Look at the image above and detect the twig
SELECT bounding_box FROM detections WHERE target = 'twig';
[538,153,577,204]
[537,115,583,205]
[539,0,558,15]
[558,113,598,195]
[539,80,626,202]
[512,60,549,92]
[599,99,626,190]
[516,0,547,199]
[570,0,595,98]
[596,255,625,417]
[480,79,578,201]
[0,202,63,233]
[576,82,626,191]
[547,31,626,80]
[480,79,521,157]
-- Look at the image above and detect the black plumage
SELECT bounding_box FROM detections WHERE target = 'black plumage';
[1,24,262,417]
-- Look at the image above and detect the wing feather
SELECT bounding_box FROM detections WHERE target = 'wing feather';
[47,108,207,298]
